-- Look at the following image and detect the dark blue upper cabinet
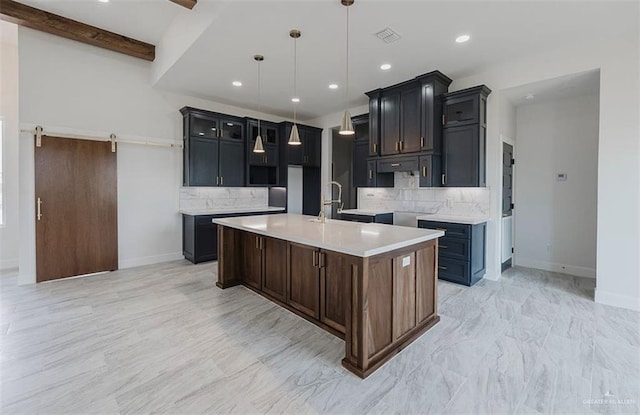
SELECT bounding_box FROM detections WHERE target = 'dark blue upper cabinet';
[181,107,245,187]
[441,85,491,187]
[281,121,322,168]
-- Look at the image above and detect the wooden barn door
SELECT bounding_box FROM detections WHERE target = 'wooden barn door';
[35,135,118,282]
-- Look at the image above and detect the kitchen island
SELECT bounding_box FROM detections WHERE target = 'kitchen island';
[214,213,444,378]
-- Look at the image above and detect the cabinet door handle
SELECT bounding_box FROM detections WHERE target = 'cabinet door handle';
[391,163,400,167]
[395,141,399,152]
[440,245,448,249]
[441,174,445,185]
[312,251,318,267]
[319,252,325,268]
[373,143,377,153]
[400,141,404,151]
[220,176,223,185]
[216,176,220,185]
[420,137,424,147]
[442,114,446,125]
[438,266,448,270]
[369,170,373,180]
[422,166,427,177]
[37,197,43,221]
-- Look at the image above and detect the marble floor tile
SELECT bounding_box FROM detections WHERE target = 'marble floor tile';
[1,262,638,415]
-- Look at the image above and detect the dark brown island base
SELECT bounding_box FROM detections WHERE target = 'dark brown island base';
[214,213,444,378]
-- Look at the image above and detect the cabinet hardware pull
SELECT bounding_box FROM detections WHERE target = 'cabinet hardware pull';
[420,137,424,147]
[440,245,448,249]
[259,237,263,250]
[37,197,43,221]
[442,114,446,125]
[256,236,259,249]
[438,266,448,270]
[391,163,400,167]
[400,141,404,151]
[369,170,373,180]
[319,252,325,268]
[312,251,318,267]
[216,176,220,185]
[373,143,377,153]
[441,174,445,185]
[422,166,427,177]
[395,141,399,151]
[220,176,223,185]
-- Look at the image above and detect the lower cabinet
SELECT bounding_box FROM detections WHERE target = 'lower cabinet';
[182,215,218,263]
[262,237,288,302]
[237,232,349,335]
[242,232,263,290]
[418,220,486,286]
[288,243,321,319]
[182,210,281,264]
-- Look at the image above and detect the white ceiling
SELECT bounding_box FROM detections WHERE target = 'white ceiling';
[502,70,600,107]
[13,1,637,120]
[16,0,181,44]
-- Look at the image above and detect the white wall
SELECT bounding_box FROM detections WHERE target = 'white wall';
[514,94,599,278]
[0,22,19,270]
[15,27,294,283]
[450,1,639,310]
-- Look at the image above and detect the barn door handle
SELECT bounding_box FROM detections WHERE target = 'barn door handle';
[37,197,43,221]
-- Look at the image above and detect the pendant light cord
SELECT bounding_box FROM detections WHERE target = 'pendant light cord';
[293,36,297,124]
[345,5,349,111]
[257,59,261,135]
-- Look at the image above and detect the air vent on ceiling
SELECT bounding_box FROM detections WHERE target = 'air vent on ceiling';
[375,27,401,43]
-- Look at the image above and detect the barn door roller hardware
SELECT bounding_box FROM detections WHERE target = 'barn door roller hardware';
[35,125,43,147]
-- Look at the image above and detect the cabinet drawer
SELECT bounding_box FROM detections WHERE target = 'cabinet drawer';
[418,221,471,239]
[339,214,375,223]
[377,156,418,173]
[437,257,470,286]
[438,236,469,261]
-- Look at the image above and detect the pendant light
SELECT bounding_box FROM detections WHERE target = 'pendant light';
[288,29,302,145]
[339,0,355,135]
[253,54,265,153]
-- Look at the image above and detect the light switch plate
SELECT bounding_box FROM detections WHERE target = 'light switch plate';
[402,256,411,267]
[557,173,567,181]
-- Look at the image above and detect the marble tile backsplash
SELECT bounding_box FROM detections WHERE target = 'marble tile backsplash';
[179,187,269,211]
[358,172,490,217]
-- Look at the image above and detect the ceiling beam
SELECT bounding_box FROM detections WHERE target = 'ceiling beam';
[169,0,197,10]
[0,0,155,61]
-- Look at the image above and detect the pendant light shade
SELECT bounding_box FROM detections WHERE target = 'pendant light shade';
[254,135,265,153]
[289,124,301,145]
[253,54,266,153]
[339,0,355,136]
[288,29,302,145]
[339,110,354,135]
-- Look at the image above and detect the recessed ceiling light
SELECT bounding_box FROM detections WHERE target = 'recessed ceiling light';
[232,81,242,87]
[291,97,300,103]
[380,63,391,70]
[329,83,339,90]
[98,0,109,3]
[525,93,535,100]
[455,35,470,43]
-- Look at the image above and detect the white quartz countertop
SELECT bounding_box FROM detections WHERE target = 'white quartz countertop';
[214,213,444,257]
[180,207,285,216]
[416,214,489,225]
[339,209,394,217]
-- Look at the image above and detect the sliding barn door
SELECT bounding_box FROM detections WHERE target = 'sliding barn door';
[35,135,118,282]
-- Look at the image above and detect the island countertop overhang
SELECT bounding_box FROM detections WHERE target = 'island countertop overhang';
[213,213,444,257]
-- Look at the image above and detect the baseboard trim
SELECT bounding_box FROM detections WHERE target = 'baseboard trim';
[0,258,19,271]
[514,257,596,279]
[595,288,640,312]
[119,252,184,269]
